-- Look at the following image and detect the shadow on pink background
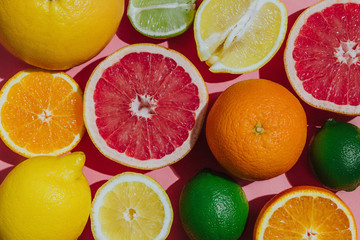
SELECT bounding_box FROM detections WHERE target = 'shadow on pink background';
[0,0,359,239]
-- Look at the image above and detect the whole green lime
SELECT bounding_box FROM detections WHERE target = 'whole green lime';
[179,169,249,240]
[309,118,360,191]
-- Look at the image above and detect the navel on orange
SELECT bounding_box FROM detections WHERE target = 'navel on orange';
[206,79,307,181]
[254,186,357,239]
[0,69,84,157]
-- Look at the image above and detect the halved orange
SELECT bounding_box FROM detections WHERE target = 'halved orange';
[254,186,357,239]
[0,69,84,157]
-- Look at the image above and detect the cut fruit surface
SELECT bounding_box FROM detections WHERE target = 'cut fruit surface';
[91,172,173,240]
[194,0,287,74]
[127,0,196,38]
[285,0,360,115]
[84,43,208,169]
[0,69,84,157]
[254,186,357,240]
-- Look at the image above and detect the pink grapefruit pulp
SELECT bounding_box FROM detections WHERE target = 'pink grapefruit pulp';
[285,0,360,115]
[84,44,208,170]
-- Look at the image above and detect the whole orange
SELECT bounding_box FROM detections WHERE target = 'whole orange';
[206,79,307,181]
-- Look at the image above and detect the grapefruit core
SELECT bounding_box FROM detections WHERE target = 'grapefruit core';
[285,0,360,115]
[84,44,208,170]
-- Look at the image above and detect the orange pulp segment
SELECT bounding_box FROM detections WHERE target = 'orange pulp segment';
[0,69,84,157]
[254,186,357,239]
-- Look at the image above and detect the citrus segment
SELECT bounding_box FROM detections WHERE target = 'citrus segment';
[254,186,357,239]
[127,0,196,38]
[84,43,208,170]
[194,0,287,73]
[0,69,84,157]
[285,0,360,114]
[91,172,173,240]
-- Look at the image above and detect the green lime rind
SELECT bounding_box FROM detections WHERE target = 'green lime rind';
[127,0,196,39]
[179,168,249,240]
[309,119,360,192]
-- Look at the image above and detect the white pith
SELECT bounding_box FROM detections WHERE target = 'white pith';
[0,70,82,157]
[194,0,287,73]
[130,94,157,118]
[284,0,360,115]
[256,189,357,239]
[91,172,173,240]
[83,44,208,170]
[335,40,360,65]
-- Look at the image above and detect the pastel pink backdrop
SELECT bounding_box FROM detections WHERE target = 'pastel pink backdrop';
[0,0,359,239]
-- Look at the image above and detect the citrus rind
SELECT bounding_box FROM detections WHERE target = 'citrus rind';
[84,43,208,170]
[284,0,360,115]
[254,186,357,239]
[0,69,85,158]
[127,0,196,39]
[194,0,288,74]
[90,172,173,240]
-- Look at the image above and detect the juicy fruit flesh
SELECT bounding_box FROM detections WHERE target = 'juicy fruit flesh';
[293,3,360,106]
[98,181,166,239]
[0,71,83,154]
[264,195,353,239]
[198,0,283,69]
[94,51,200,160]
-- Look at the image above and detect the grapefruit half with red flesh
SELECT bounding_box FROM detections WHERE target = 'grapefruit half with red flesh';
[285,0,360,115]
[84,44,208,169]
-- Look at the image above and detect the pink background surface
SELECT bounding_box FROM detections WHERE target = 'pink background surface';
[0,0,359,239]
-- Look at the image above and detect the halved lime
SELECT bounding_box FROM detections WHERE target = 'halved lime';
[127,0,196,39]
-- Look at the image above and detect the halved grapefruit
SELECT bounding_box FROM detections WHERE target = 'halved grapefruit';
[84,44,208,170]
[285,0,360,115]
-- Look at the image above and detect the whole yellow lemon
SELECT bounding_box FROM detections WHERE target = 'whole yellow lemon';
[0,0,124,70]
[0,152,91,240]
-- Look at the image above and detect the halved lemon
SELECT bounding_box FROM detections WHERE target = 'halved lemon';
[254,186,357,239]
[194,0,288,74]
[91,172,173,240]
[0,69,84,157]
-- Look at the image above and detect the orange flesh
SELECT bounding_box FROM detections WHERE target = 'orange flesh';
[264,196,353,240]
[0,72,83,154]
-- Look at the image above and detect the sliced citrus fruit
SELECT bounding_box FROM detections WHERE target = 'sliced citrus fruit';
[127,0,196,39]
[285,0,360,115]
[0,69,84,157]
[83,43,208,170]
[254,186,357,239]
[194,0,287,74]
[91,172,173,240]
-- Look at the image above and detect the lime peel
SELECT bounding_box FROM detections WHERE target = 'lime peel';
[127,0,196,38]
